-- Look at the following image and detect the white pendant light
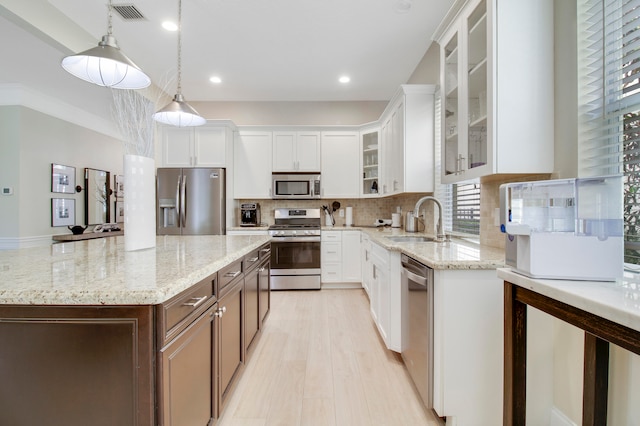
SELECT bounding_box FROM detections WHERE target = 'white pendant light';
[61,0,150,89]
[153,0,205,127]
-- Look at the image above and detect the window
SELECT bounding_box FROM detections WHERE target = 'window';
[578,0,640,264]
[451,182,480,235]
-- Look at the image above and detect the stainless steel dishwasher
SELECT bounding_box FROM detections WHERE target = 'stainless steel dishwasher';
[401,253,434,410]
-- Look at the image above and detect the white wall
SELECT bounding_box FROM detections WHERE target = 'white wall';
[0,105,124,247]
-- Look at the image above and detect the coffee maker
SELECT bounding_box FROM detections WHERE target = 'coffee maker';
[240,203,261,227]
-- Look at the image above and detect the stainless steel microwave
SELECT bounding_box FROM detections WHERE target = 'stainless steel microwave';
[272,173,321,199]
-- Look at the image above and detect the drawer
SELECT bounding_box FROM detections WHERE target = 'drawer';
[322,263,342,281]
[321,231,341,242]
[322,242,341,262]
[158,274,216,346]
[258,243,271,260]
[244,249,261,272]
[219,259,243,290]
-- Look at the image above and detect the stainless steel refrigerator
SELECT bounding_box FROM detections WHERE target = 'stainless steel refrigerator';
[157,168,226,235]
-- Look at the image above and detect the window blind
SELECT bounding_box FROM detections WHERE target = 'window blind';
[578,0,640,263]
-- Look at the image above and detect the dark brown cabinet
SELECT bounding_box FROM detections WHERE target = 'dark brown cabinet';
[157,274,218,426]
[244,249,261,356]
[0,305,155,426]
[218,268,244,412]
[258,246,271,326]
[159,304,217,426]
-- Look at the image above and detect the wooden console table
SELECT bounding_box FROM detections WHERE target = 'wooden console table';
[52,230,124,242]
[502,276,640,426]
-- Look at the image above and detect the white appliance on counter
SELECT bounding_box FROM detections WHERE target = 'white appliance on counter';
[500,175,623,281]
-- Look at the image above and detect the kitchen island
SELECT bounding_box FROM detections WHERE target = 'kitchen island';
[0,234,270,426]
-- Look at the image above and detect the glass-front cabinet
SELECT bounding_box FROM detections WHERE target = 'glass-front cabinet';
[466,1,487,172]
[361,128,380,197]
[443,31,460,179]
[441,0,487,182]
[436,0,554,184]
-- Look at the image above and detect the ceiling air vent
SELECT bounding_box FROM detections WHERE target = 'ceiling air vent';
[112,4,146,21]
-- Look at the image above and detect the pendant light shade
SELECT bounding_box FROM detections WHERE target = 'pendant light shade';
[153,93,206,127]
[61,2,150,89]
[153,0,205,127]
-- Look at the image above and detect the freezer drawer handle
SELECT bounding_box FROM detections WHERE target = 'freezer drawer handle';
[182,295,208,308]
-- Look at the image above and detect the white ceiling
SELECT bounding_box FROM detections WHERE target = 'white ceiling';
[0,0,453,119]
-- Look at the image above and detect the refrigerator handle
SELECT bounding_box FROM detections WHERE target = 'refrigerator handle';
[181,174,187,226]
[175,175,181,227]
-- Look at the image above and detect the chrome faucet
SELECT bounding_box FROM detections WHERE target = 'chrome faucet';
[413,196,446,242]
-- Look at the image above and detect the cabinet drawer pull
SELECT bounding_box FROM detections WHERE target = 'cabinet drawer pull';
[260,248,271,255]
[182,295,208,308]
[247,257,259,262]
[224,271,241,278]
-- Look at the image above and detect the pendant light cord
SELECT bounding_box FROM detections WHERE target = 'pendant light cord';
[107,0,113,37]
[177,0,183,95]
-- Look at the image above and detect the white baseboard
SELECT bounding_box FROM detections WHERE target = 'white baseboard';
[320,282,362,290]
[0,235,52,250]
[550,407,577,426]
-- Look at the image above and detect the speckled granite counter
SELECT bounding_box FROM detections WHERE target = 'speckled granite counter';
[323,226,505,270]
[0,234,270,305]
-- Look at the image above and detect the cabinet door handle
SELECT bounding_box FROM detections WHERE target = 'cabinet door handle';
[224,271,241,278]
[182,295,208,308]
[215,306,227,317]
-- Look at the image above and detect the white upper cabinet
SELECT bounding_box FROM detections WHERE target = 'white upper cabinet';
[379,85,436,196]
[321,131,360,198]
[435,0,554,183]
[272,131,321,172]
[160,124,232,168]
[233,131,273,199]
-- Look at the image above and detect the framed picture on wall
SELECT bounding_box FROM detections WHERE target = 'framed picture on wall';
[51,198,75,227]
[51,164,76,194]
[114,174,124,200]
[115,201,125,223]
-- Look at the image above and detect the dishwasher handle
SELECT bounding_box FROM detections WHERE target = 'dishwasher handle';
[403,268,428,286]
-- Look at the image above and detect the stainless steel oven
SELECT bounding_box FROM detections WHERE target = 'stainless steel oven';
[269,208,321,290]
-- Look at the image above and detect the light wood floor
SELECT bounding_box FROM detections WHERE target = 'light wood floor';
[218,288,443,426]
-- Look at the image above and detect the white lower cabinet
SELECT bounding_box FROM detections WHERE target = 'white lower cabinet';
[321,231,362,285]
[432,269,502,425]
[366,241,401,352]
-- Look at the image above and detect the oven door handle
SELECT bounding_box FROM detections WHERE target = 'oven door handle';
[270,236,321,243]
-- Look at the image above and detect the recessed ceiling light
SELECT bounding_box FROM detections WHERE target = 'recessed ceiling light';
[209,76,222,84]
[162,21,178,31]
[395,0,412,13]
[339,76,351,84]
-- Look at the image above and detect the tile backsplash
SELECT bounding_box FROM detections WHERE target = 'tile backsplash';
[237,193,439,232]
[238,172,553,250]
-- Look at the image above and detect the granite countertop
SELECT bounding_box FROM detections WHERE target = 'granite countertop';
[498,268,640,332]
[323,226,506,270]
[0,234,270,306]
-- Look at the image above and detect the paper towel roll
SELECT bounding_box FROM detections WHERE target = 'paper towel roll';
[346,207,353,226]
[391,213,401,228]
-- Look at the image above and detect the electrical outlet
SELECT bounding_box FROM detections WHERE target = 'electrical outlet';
[494,208,501,227]
[339,209,344,217]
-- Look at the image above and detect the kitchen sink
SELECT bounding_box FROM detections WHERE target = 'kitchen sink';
[385,236,435,243]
